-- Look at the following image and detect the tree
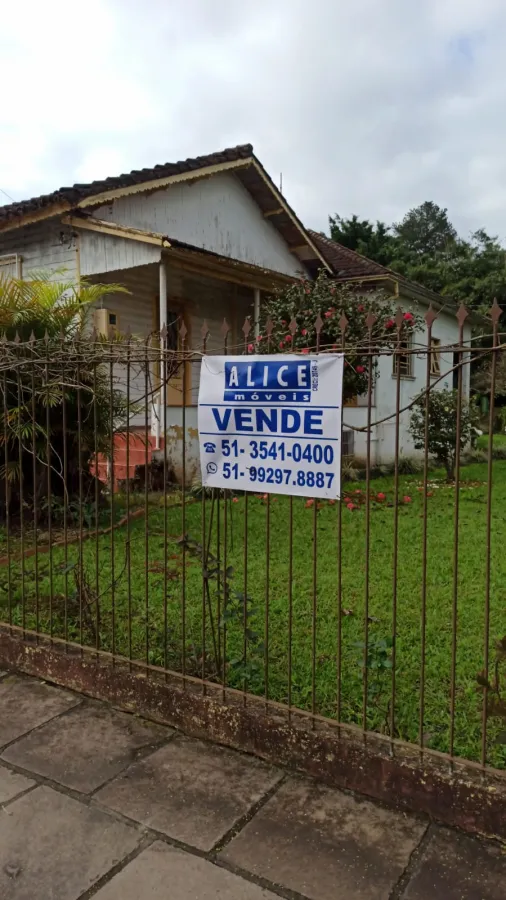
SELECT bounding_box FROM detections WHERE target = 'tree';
[328,214,397,267]
[409,389,479,481]
[254,270,418,403]
[393,201,457,257]
[0,272,131,520]
[329,203,506,315]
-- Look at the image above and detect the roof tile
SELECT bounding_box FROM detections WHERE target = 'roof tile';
[0,144,254,224]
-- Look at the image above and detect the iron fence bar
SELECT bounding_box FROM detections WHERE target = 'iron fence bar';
[110,350,116,664]
[125,338,132,666]
[16,362,25,635]
[449,307,467,761]
[419,308,436,753]
[144,338,149,669]
[390,309,404,746]
[312,314,323,726]
[93,354,100,653]
[76,353,84,652]
[336,316,347,723]
[162,333,169,678]
[44,343,52,640]
[2,367,12,632]
[362,312,376,733]
[180,334,186,689]
[482,301,500,766]
[201,327,209,696]
[222,320,229,703]
[30,344,39,638]
[242,321,250,707]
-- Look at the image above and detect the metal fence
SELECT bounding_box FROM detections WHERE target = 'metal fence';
[0,303,505,779]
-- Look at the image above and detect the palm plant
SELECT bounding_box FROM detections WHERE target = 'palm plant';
[0,272,130,521]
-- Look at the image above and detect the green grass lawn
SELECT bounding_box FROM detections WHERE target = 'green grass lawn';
[477,432,506,450]
[2,461,506,768]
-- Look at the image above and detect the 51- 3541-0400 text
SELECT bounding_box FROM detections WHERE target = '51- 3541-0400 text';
[197,355,344,499]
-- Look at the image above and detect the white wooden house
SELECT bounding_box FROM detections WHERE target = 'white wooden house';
[0,143,471,479]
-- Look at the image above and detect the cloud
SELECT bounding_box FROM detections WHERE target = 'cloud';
[2,0,506,241]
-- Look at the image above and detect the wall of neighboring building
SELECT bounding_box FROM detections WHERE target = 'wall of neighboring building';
[92,172,306,278]
[344,305,472,466]
[0,219,78,280]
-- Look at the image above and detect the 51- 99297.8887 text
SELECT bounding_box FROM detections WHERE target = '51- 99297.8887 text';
[222,463,335,490]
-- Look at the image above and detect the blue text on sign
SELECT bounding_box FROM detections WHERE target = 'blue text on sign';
[211,407,324,435]
[224,361,311,392]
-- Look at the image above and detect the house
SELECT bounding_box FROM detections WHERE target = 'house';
[309,232,472,463]
[0,143,471,479]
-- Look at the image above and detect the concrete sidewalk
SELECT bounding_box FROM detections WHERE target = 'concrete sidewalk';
[0,671,504,899]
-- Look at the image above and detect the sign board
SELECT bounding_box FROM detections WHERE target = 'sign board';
[198,354,344,499]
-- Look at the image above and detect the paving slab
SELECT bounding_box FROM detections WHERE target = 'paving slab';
[0,765,34,804]
[2,701,171,793]
[96,735,282,851]
[221,777,426,900]
[0,785,140,900]
[404,825,506,899]
[93,841,279,899]
[0,675,80,747]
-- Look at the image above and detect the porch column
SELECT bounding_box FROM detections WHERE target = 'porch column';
[253,288,260,339]
[159,258,168,410]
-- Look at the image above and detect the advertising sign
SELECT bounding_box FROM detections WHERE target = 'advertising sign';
[198,354,344,499]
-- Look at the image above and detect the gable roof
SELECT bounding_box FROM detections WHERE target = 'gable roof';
[308,229,460,312]
[0,144,330,274]
[0,145,254,225]
[308,230,392,280]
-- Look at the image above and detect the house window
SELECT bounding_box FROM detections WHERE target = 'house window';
[393,338,413,378]
[430,338,441,377]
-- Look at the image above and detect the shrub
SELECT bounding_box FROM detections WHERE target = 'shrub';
[255,270,419,403]
[0,272,130,520]
[409,389,479,482]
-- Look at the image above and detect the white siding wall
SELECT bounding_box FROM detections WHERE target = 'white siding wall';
[93,172,305,277]
[343,308,472,465]
[80,231,161,275]
[0,219,78,280]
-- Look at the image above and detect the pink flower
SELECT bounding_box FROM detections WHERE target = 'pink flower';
[232,497,239,503]
[281,320,287,325]
[247,343,254,353]
[262,493,268,500]
[346,502,355,511]
[403,312,414,322]
[279,341,284,349]
[285,334,292,342]
[403,496,412,503]
[356,365,365,374]
[301,348,309,354]
[376,492,386,501]
[301,328,308,336]
[256,334,262,342]
[328,499,336,505]
[324,311,332,318]
[305,498,314,508]
[358,304,364,312]
[386,319,394,329]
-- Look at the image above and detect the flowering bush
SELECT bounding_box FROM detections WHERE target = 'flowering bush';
[409,389,479,482]
[255,271,418,401]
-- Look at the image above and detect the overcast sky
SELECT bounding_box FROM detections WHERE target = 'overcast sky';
[1,0,505,240]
